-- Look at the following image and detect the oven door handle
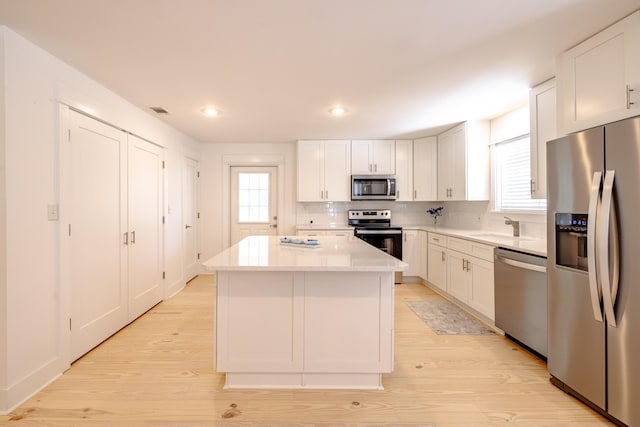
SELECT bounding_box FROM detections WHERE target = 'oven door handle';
[355,229,402,235]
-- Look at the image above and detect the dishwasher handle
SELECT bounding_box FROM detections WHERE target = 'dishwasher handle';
[495,255,547,273]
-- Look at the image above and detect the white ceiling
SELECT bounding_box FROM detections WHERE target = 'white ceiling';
[1,0,640,143]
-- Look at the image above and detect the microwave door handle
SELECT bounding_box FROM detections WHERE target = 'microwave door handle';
[387,179,391,196]
[587,171,603,322]
[600,170,619,328]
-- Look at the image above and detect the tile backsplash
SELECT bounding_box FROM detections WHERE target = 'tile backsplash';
[296,200,547,239]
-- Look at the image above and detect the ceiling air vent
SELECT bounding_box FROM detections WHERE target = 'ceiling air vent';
[149,106,169,114]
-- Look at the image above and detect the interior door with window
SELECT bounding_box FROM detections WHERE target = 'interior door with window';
[230,166,278,245]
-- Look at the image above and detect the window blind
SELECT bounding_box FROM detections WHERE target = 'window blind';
[494,135,546,211]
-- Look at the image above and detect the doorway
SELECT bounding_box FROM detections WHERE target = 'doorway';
[230,166,278,245]
[183,157,200,281]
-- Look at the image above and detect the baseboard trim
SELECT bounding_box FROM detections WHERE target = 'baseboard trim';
[0,358,62,415]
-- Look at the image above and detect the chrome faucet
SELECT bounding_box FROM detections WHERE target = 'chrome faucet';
[504,216,520,237]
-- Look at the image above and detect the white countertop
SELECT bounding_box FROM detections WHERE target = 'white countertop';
[202,235,409,272]
[402,225,547,257]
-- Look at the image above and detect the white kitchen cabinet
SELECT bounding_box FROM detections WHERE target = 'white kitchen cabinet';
[437,121,489,201]
[556,11,640,135]
[395,139,413,201]
[468,256,495,321]
[402,229,427,279]
[529,78,556,199]
[395,137,437,201]
[297,227,353,237]
[413,136,438,201]
[427,233,447,292]
[447,249,469,302]
[297,140,351,202]
[419,230,428,280]
[446,237,495,320]
[352,140,395,175]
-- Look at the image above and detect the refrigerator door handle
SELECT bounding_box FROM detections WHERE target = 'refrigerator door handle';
[600,170,619,328]
[587,171,604,322]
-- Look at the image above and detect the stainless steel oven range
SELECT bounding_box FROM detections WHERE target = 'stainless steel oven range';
[348,209,403,283]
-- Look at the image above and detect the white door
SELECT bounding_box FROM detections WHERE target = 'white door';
[68,111,128,361]
[230,166,278,245]
[128,135,164,321]
[183,157,200,280]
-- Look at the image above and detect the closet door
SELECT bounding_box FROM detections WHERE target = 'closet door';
[128,135,164,321]
[69,111,128,361]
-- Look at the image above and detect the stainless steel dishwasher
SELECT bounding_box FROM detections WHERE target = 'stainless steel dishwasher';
[494,247,548,358]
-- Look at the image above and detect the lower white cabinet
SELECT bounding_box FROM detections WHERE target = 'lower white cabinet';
[447,249,469,302]
[428,233,495,321]
[297,228,353,237]
[402,229,427,279]
[427,233,447,291]
[468,257,495,320]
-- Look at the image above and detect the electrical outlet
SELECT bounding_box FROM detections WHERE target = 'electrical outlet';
[48,204,59,221]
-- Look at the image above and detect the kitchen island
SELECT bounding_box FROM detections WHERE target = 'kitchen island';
[202,235,408,390]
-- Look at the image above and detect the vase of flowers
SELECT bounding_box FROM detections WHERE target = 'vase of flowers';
[426,206,444,225]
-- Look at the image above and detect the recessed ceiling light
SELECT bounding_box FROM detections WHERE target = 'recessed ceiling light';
[202,107,220,117]
[329,106,348,116]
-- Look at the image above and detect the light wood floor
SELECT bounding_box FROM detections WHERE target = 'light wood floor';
[3,276,612,426]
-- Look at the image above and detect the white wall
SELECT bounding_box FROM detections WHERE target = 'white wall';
[199,142,297,263]
[0,28,8,409]
[0,26,200,414]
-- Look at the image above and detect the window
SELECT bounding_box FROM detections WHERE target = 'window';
[493,135,546,211]
[238,172,270,222]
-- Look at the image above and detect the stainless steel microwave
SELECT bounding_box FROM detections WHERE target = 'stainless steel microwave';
[351,175,397,200]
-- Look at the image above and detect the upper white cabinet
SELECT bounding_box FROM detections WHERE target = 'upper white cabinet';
[437,121,490,201]
[297,140,351,202]
[352,140,395,175]
[413,136,438,201]
[395,137,437,201]
[395,139,413,201]
[557,10,640,135]
[529,78,556,199]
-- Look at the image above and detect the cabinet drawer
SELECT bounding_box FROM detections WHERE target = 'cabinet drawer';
[428,233,447,246]
[469,242,494,262]
[447,237,494,262]
[447,236,471,253]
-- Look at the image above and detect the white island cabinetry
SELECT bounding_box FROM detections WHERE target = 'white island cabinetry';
[203,236,407,390]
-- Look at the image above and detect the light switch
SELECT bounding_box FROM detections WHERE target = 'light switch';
[48,204,59,221]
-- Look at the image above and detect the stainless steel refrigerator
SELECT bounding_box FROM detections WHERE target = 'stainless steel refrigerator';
[547,115,640,426]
